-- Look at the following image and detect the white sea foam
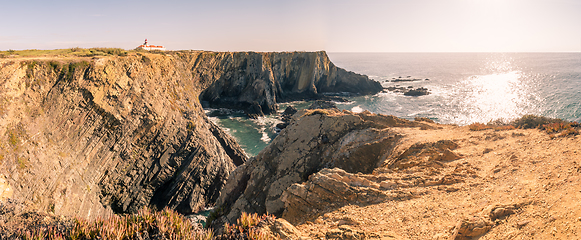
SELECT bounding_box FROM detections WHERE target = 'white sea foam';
[351,106,364,113]
[249,116,283,144]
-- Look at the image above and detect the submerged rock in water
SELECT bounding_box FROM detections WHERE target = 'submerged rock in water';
[276,106,298,130]
[404,87,430,96]
[307,100,338,110]
[384,86,431,96]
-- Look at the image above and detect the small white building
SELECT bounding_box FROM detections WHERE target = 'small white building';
[137,39,166,51]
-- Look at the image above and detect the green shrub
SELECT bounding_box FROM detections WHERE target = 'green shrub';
[63,61,90,81]
[510,115,563,129]
[8,131,18,146]
[85,48,128,57]
[17,157,28,169]
[48,61,61,73]
[414,117,434,123]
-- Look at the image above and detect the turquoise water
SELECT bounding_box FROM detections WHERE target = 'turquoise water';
[206,110,281,156]
[208,53,581,156]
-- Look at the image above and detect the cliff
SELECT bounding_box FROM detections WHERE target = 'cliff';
[0,50,382,219]
[211,108,430,225]
[199,51,382,117]
[211,108,581,239]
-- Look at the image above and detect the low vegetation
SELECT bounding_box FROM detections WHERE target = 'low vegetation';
[414,117,434,123]
[218,212,278,240]
[468,121,515,131]
[12,209,282,240]
[510,114,564,129]
[543,121,579,138]
[468,115,579,138]
[301,109,333,118]
[0,48,130,58]
[17,208,212,240]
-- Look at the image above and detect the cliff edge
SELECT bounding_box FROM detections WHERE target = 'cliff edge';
[0,50,382,219]
[211,108,581,239]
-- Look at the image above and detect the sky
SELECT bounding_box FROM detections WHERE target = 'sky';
[1,0,580,52]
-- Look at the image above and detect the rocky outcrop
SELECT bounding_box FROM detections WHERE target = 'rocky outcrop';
[384,86,431,96]
[281,168,413,223]
[211,109,431,226]
[0,50,384,219]
[199,51,382,117]
[386,140,461,170]
[277,100,337,131]
[307,100,338,110]
[275,106,298,130]
[450,203,524,240]
[0,52,286,218]
[403,87,430,96]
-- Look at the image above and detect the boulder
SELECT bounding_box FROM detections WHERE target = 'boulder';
[277,106,299,130]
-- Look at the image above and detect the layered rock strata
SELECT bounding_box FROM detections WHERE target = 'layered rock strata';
[200,51,382,118]
[221,113,581,239]
[212,108,431,226]
[0,51,381,218]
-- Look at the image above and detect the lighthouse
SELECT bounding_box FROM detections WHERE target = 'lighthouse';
[137,39,166,51]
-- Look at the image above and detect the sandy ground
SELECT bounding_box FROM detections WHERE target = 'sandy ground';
[292,123,581,239]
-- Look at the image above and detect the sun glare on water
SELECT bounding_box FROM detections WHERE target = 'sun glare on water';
[445,55,540,125]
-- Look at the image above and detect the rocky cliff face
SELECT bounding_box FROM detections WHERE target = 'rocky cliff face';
[211,108,430,226]
[0,53,247,218]
[0,50,381,219]
[199,51,382,117]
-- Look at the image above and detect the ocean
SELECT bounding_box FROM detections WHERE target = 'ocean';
[207,52,581,156]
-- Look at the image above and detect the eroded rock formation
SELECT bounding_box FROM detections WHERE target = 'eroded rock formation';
[212,108,430,226]
[200,51,382,118]
[0,51,381,219]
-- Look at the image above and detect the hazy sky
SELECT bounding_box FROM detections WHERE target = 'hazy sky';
[1,0,580,52]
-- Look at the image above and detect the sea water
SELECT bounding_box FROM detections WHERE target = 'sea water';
[207,53,581,156]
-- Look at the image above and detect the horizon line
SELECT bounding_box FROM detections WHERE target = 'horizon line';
[2,48,580,54]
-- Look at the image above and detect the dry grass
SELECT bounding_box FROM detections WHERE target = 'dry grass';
[302,109,331,117]
[13,209,284,240]
[510,114,564,129]
[219,212,279,240]
[468,123,492,131]
[544,121,579,138]
[0,48,129,58]
[17,208,212,240]
[414,117,434,123]
[469,115,577,134]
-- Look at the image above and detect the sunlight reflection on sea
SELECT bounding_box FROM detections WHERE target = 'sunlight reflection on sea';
[439,55,544,125]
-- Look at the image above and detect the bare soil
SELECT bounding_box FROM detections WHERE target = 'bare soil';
[293,123,581,239]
